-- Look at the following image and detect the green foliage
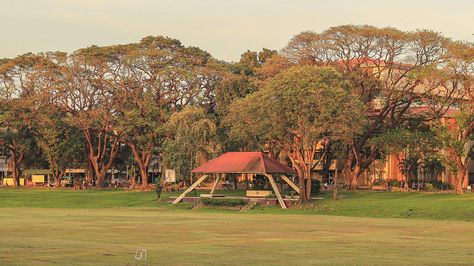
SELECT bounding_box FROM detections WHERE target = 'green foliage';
[373,178,387,186]
[424,183,435,192]
[226,65,365,148]
[431,180,454,190]
[311,179,321,196]
[387,179,400,187]
[155,175,163,200]
[164,106,219,182]
[201,198,246,207]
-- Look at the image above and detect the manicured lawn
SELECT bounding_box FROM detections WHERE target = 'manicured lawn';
[3,188,474,221]
[1,207,474,265]
[2,189,474,265]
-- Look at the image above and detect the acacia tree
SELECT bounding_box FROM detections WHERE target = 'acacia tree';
[32,109,84,188]
[226,66,364,204]
[283,25,456,189]
[0,54,49,186]
[51,47,123,188]
[433,42,474,193]
[113,36,221,188]
[10,52,87,188]
[0,116,34,187]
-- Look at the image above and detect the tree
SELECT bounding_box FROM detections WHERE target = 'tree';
[10,52,86,188]
[0,54,50,186]
[214,51,291,153]
[32,109,84,188]
[226,66,364,204]
[0,113,35,187]
[433,42,474,193]
[114,36,221,188]
[53,46,123,188]
[369,119,442,190]
[163,106,218,184]
[283,25,456,189]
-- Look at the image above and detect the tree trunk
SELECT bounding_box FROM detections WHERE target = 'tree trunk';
[294,163,311,205]
[342,156,353,189]
[10,152,19,187]
[447,147,468,194]
[305,168,312,200]
[455,166,467,194]
[54,173,61,188]
[83,129,120,189]
[9,151,23,188]
[139,168,148,188]
[297,174,308,205]
[53,170,65,188]
[348,165,360,191]
[128,143,152,189]
[131,174,136,188]
[95,168,107,188]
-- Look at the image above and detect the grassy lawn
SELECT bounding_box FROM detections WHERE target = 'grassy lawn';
[3,188,474,221]
[2,189,474,265]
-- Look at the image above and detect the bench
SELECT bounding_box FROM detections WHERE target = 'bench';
[246,190,272,198]
[200,194,225,198]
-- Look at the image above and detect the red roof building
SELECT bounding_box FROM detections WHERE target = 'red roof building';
[191,152,295,174]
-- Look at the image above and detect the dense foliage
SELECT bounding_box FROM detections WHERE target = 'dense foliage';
[0,25,473,199]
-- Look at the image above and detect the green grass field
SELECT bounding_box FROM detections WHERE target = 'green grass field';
[2,189,474,265]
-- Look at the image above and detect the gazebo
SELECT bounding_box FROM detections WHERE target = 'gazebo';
[171,152,299,209]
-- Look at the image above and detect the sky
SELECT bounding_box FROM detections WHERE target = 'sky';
[1,0,474,62]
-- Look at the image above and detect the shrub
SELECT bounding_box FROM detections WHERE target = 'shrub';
[373,178,386,186]
[444,183,454,190]
[424,183,435,192]
[432,180,454,190]
[311,179,321,196]
[431,180,443,190]
[201,198,246,207]
[387,179,400,187]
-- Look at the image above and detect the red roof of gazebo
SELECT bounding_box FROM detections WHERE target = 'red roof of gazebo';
[191,152,295,174]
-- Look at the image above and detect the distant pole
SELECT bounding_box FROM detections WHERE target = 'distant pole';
[333,168,338,200]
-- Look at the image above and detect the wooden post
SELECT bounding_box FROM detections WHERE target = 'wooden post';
[172,175,208,204]
[210,174,221,195]
[281,175,300,194]
[265,174,287,209]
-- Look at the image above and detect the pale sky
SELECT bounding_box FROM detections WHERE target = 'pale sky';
[1,0,474,62]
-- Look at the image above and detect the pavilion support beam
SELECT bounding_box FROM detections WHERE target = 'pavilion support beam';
[265,174,287,209]
[172,175,208,204]
[210,174,221,195]
[281,175,300,194]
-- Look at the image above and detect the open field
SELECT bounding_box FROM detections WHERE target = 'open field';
[2,189,474,265]
[3,188,474,221]
[2,207,474,265]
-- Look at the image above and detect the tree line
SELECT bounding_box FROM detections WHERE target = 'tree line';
[0,25,473,202]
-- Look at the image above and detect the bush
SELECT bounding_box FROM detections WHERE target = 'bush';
[373,178,386,186]
[424,183,435,192]
[311,179,321,196]
[201,198,246,207]
[444,183,454,190]
[387,179,400,187]
[431,180,454,190]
